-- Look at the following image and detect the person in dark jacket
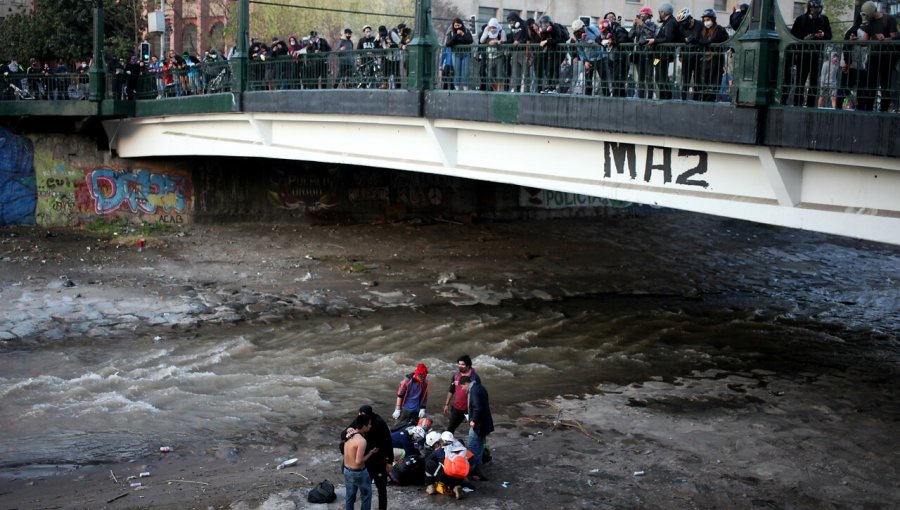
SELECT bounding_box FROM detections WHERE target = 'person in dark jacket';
[445,18,474,90]
[506,12,529,92]
[730,3,750,31]
[677,8,703,100]
[785,0,832,106]
[459,376,493,481]
[342,405,394,510]
[646,2,683,99]
[537,14,567,93]
[697,9,730,102]
[601,13,631,97]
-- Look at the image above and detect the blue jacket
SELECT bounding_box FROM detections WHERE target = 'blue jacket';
[576,25,604,61]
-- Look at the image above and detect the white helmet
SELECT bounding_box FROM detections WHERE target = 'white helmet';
[440,431,455,443]
[425,431,441,447]
[411,426,426,442]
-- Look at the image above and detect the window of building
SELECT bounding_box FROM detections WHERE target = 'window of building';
[793,1,806,19]
[714,0,727,11]
[625,0,642,4]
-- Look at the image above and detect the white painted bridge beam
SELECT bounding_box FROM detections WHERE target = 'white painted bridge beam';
[104,114,900,246]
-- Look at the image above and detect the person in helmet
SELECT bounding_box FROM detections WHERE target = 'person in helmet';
[423,430,472,499]
[785,0,832,106]
[644,2,683,99]
[677,7,703,100]
[630,7,658,98]
[730,3,750,31]
[697,9,730,102]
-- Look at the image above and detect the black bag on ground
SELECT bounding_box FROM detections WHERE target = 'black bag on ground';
[307,479,336,504]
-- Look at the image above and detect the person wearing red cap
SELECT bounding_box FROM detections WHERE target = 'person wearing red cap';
[392,363,430,426]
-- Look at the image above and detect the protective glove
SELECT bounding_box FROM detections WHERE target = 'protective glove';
[464,414,469,422]
[418,409,426,418]
[392,408,401,420]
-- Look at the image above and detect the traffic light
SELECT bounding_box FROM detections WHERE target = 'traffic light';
[140,41,151,62]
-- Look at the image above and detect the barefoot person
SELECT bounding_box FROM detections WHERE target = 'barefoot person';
[343,414,379,510]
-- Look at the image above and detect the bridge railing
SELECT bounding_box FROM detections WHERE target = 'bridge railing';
[127,60,233,100]
[246,48,409,91]
[779,39,900,111]
[1,72,90,101]
[434,42,738,102]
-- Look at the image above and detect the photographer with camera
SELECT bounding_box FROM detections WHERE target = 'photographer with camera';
[629,7,658,98]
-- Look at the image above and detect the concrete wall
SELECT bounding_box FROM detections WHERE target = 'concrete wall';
[1,129,633,227]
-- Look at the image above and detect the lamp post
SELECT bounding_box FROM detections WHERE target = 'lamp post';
[734,0,782,105]
[407,0,435,90]
[231,0,250,93]
[89,0,106,101]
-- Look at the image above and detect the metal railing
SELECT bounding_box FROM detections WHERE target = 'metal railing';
[247,48,409,91]
[1,72,90,101]
[435,42,738,103]
[780,39,900,111]
[128,60,233,100]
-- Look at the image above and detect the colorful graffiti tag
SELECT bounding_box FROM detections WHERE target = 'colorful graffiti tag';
[87,168,191,217]
[0,128,36,225]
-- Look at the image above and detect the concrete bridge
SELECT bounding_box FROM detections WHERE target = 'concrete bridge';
[1,0,899,245]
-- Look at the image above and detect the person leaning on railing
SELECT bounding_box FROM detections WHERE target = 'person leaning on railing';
[644,3,683,100]
[630,7,658,99]
[479,18,506,92]
[570,19,606,97]
[697,9,729,103]
[784,0,832,107]
[854,1,898,112]
[601,13,632,98]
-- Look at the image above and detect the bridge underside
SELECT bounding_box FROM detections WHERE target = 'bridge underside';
[104,112,900,246]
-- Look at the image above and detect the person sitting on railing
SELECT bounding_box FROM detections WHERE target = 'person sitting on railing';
[537,15,568,94]
[785,0,832,107]
[601,13,631,98]
[677,8,702,100]
[854,1,898,112]
[645,3,683,100]
[730,4,750,32]
[479,18,506,92]
[570,19,605,97]
[630,8,658,99]
[336,28,356,89]
[506,13,529,93]
[445,18,474,91]
[697,9,729,103]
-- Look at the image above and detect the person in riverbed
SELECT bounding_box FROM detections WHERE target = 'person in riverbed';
[342,414,379,510]
[459,375,493,481]
[443,354,480,433]
[356,405,393,510]
[424,430,472,499]
[392,363,430,427]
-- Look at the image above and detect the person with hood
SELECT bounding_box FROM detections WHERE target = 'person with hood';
[785,0,832,106]
[645,2,682,99]
[479,18,506,91]
[393,363,430,426]
[730,3,750,31]
[853,1,898,112]
[445,18,474,91]
[459,375,494,482]
[287,34,303,56]
[537,14,567,93]
[697,9,730,102]
[630,7,658,98]
[506,12,529,92]
[570,19,606,96]
[377,25,402,88]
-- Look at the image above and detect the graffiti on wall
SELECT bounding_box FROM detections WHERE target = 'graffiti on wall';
[0,128,36,225]
[87,168,190,218]
[520,188,632,209]
[266,168,337,212]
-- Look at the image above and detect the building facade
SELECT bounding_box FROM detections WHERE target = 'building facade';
[0,0,31,22]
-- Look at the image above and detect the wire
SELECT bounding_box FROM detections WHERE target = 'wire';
[248,1,413,19]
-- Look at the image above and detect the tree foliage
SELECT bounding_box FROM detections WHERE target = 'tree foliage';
[0,0,144,65]
[224,0,461,48]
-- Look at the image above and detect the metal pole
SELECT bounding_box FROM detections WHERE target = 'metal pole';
[231,0,250,93]
[89,0,106,101]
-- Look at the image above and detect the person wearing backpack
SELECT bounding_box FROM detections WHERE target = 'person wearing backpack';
[423,431,472,499]
[537,15,568,93]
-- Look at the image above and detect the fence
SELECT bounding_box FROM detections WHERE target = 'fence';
[1,72,90,101]
[246,48,409,91]
[780,39,900,111]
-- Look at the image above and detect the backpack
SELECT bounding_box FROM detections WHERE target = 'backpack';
[442,448,471,478]
[555,23,570,42]
[307,479,336,504]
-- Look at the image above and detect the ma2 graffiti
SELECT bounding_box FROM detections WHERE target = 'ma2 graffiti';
[88,168,190,215]
[604,142,709,188]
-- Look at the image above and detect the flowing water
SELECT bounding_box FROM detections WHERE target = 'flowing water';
[1,218,899,479]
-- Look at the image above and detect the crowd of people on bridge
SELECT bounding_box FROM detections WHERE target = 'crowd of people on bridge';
[2,1,897,108]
